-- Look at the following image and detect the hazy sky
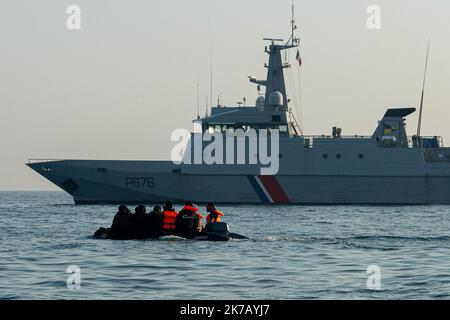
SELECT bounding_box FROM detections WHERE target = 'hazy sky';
[1,0,450,190]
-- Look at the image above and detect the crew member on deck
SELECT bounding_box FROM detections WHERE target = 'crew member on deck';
[176,201,204,238]
[162,201,178,234]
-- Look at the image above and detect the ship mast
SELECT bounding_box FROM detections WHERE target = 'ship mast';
[248,4,301,135]
[288,1,299,46]
[417,41,430,140]
[288,2,302,136]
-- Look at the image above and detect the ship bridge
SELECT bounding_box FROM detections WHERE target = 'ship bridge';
[196,106,290,134]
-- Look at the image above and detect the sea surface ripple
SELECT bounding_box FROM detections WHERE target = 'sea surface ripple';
[1,192,450,299]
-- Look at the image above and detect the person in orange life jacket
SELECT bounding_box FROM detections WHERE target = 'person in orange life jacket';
[162,201,178,234]
[176,201,204,238]
[205,202,224,225]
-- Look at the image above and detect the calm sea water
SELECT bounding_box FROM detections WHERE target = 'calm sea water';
[1,191,450,299]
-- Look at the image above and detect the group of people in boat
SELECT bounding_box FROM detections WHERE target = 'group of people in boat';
[108,201,225,240]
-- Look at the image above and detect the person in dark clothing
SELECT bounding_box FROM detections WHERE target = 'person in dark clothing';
[176,201,204,239]
[150,205,162,216]
[109,205,133,239]
[134,205,145,214]
[147,205,164,237]
[132,205,154,239]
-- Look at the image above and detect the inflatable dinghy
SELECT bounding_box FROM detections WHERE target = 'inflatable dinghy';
[93,222,247,241]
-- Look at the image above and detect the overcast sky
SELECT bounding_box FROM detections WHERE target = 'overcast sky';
[1,0,450,190]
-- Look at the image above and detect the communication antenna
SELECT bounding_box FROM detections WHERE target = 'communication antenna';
[286,1,298,46]
[196,63,200,119]
[291,1,295,45]
[417,41,430,138]
[210,39,213,110]
[205,94,208,116]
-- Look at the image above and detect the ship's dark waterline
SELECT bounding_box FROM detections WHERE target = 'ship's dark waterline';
[1,191,449,299]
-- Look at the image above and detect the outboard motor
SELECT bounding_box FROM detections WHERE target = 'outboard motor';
[204,222,248,241]
[207,222,230,234]
[204,222,231,241]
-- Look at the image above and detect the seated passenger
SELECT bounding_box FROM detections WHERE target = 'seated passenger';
[162,201,178,235]
[132,205,154,239]
[205,202,224,225]
[110,205,133,239]
[147,205,164,237]
[149,205,163,217]
[176,201,204,238]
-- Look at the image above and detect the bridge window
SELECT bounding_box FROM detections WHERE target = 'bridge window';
[336,154,341,159]
[358,154,364,159]
[322,154,328,159]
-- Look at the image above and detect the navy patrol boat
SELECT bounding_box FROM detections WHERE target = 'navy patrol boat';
[27,10,450,204]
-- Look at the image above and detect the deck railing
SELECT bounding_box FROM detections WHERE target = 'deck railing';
[302,135,372,139]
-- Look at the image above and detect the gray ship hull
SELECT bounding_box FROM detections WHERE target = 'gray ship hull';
[27,159,450,204]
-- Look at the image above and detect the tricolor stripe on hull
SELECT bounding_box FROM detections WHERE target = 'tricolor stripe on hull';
[247,175,290,204]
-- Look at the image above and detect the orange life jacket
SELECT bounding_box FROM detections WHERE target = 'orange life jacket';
[162,210,178,230]
[206,210,224,224]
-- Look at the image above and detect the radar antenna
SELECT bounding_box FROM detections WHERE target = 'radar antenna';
[263,38,284,43]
